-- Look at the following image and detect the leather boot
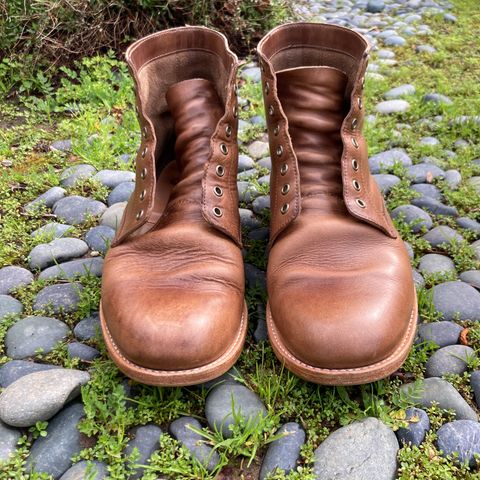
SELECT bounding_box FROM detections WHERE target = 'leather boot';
[100,27,247,386]
[257,23,417,385]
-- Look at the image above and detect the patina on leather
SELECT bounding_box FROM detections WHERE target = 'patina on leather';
[258,23,417,385]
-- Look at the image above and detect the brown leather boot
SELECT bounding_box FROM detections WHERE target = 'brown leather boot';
[100,27,247,386]
[257,23,417,385]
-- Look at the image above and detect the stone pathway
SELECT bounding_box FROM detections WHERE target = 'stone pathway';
[1,0,480,478]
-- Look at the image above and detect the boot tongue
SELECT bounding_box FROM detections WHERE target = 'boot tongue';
[276,66,348,210]
[164,78,223,219]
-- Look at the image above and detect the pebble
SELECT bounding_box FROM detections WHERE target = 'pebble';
[0,369,89,427]
[396,407,430,447]
[376,49,395,59]
[50,139,72,152]
[445,169,462,189]
[418,254,455,275]
[456,217,480,234]
[124,424,162,480]
[416,45,436,54]
[0,360,60,388]
[471,371,480,409]
[411,183,442,201]
[423,93,453,105]
[384,35,407,47]
[468,177,480,193]
[0,266,33,295]
[369,148,412,173]
[73,313,101,341]
[198,366,243,391]
[422,226,464,247]
[85,226,115,254]
[313,417,399,480]
[39,258,104,280]
[239,208,262,229]
[60,165,96,187]
[247,141,270,159]
[205,384,267,438]
[100,202,127,230]
[390,205,432,232]
[459,270,480,290]
[26,403,85,478]
[169,417,220,471]
[417,321,463,348]
[6,316,69,359]
[237,181,260,203]
[406,163,445,183]
[375,99,410,114]
[413,270,425,288]
[432,281,480,321]
[473,240,480,261]
[107,181,135,206]
[400,378,477,421]
[366,0,385,13]
[33,283,83,314]
[59,460,108,480]
[0,421,21,461]
[252,196,270,214]
[425,345,475,378]
[238,154,255,172]
[93,170,135,188]
[67,342,100,361]
[31,222,73,239]
[373,174,400,193]
[260,422,305,480]
[238,168,257,180]
[0,295,23,319]
[384,84,415,99]
[241,67,261,82]
[437,420,480,467]
[419,136,440,146]
[53,196,106,225]
[404,241,414,259]
[26,187,66,211]
[29,237,89,270]
[412,197,458,217]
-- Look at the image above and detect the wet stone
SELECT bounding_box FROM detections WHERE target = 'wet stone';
[0,266,33,295]
[417,321,463,348]
[396,407,430,447]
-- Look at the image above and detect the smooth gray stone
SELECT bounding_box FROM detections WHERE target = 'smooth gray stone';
[375,99,410,114]
[376,49,395,59]
[25,403,85,479]
[413,270,425,288]
[384,35,406,47]
[67,342,100,361]
[169,417,220,471]
[50,139,72,152]
[313,417,399,480]
[124,424,162,480]
[0,360,60,388]
[417,321,463,348]
[384,84,415,99]
[411,183,442,201]
[419,136,440,146]
[238,154,255,172]
[391,205,433,232]
[396,407,430,447]
[404,241,414,259]
[239,208,261,229]
[437,421,480,467]
[31,223,73,239]
[418,254,455,275]
[73,313,100,341]
[59,460,108,480]
[247,140,270,159]
[416,45,436,53]
[467,177,480,193]
[400,378,478,421]
[39,258,104,281]
[258,174,270,185]
[238,168,257,180]
[238,181,260,202]
[29,238,89,270]
[454,139,470,149]
[257,157,272,170]
[425,345,475,378]
[53,196,106,225]
[460,271,480,290]
[456,217,480,234]
[406,163,445,183]
[0,421,21,461]
[100,202,126,230]
[245,263,266,290]
[471,371,480,409]
[474,240,480,261]
[252,196,270,214]
[85,226,115,254]
[198,366,243,391]
[60,165,96,187]
[107,181,135,206]
[373,174,401,193]
[241,67,261,82]
[366,0,385,13]
[422,226,463,247]
[248,227,269,241]
[432,281,480,321]
[369,148,412,173]
[93,169,135,188]
[412,197,458,217]
[6,316,69,359]
[444,13,457,22]
[33,283,83,314]
[0,369,89,427]
[260,422,305,479]
[0,266,33,295]
[26,187,67,211]
[0,295,23,319]
[423,93,453,105]
[205,384,267,438]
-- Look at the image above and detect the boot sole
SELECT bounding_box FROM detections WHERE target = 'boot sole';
[266,290,418,385]
[99,301,248,387]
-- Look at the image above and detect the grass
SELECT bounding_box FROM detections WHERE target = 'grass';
[0,0,480,478]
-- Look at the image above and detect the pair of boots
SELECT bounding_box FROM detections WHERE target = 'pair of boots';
[100,23,417,387]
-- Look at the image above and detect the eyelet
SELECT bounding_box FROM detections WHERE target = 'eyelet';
[352,118,358,130]
[358,97,363,109]
[139,189,146,200]
[140,168,147,179]
[135,106,139,115]
[264,82,270,95]
[280,203,290,214]
[273,125,280,136]
[352,137,359,149]
[142,126,148,138]
[281,184,290,195]
[276,145,283,157]
[268,105,275,116]
[225,124,232,138]
[136,209,144,220]
[352,159,359,171]
[213,186,223,197]
[280,163,288,175]
[356,199,366,208]
[213,207,223,217]
[233,106,238,118]
[220,143,228,155]
[216,165,225,177]
[353,180,361,191]
[260,62,265,73]
[141,147,147,158]
[361,77,365,89]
